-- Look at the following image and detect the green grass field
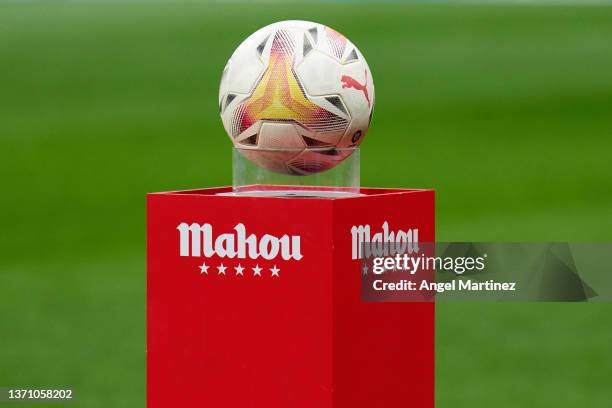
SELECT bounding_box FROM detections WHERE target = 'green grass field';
[1,2,611,407]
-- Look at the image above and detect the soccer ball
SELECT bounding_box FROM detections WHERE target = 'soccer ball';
[218,20,374,175]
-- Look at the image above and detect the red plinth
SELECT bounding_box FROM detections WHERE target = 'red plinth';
[147,187,435,407]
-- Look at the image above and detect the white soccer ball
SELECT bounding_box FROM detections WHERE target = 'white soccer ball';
[219,20,374,175]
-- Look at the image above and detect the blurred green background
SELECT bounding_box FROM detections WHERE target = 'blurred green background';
[1,2,611,407]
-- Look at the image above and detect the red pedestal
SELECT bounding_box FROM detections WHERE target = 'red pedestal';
[147,187,435,407]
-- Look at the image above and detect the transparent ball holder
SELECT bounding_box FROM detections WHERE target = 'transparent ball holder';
[224,147,361,197]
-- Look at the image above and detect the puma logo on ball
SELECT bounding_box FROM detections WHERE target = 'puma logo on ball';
[341,69,370,107]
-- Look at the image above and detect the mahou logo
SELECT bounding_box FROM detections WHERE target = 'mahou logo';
[351,221,419,260]
[177,222,303,261]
